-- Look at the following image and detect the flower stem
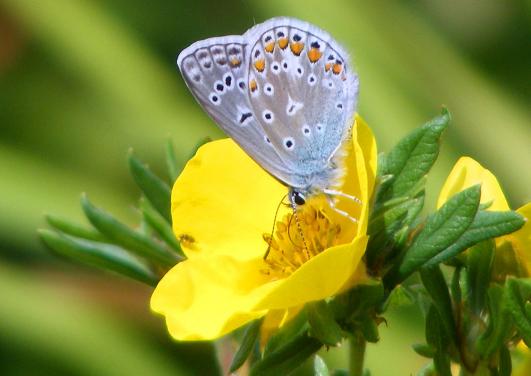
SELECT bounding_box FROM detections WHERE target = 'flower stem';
[349,332,366,376]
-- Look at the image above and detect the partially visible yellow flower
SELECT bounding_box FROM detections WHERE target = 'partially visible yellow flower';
[151,115,377,341]
[437,157,530,274]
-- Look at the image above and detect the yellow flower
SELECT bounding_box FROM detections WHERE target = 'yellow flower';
[437,157,530,274]
[151,115,377,341]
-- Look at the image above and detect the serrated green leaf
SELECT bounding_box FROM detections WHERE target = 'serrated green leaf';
[229,319,262,373]
[250,331,322,376]
[128,151,171,222]
[81,195,180,267]
[420,266,456,344]
[38,229,158,285]
[412,343,436,358]
[376,109,449,203]
[45,214,106,242]
[467,240,495,313]
[505,278,531,346]
[313,355,330,376]
[140,198,184,258]
[165,139,180,184]
[385,185,481,286]
[425,210,525,268]
[307,301,343,346]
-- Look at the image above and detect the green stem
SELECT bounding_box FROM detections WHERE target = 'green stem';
[349,332,366,376]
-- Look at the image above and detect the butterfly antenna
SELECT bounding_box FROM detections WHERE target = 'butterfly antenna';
[290,202,310,259]
[263,193,289,260]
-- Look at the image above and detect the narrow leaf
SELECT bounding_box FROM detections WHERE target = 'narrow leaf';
[412,343,436,358]
[81,195,180,267]
[39,229,158,285]
[498,345,511,376]
[425,210,525,268]
[307,301,343,346]
[376,109,449,202]
[128,151,171,222]
[140,198,184,257]
[505,278,531,346]
[250,332,322,376]
[230,319,262,373]
[45,214,105,241]
[264,309,309,356]
[476,285,512,357]
[420,266,456,344]
[467,240,495,313]
[385,185,481,286]
[165,139,180,183]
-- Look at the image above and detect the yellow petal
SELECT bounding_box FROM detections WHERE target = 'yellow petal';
[171,139,286,261]
[507,203,531,275]
[437,157,510,211]
[355,114,378,198]
[257,236,369,310]
[151,253,279,340]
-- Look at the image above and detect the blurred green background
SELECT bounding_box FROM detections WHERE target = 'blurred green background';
[0,0,529,374]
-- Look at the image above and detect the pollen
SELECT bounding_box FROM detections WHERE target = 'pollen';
[262,205,342,279]
[290,42,304,56]
[254,58,266,72]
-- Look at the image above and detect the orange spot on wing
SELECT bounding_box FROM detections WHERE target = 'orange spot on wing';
[307,48,322,63]
[290,42,304,56]
[265,42,275,53]
[230,58,241,67]
[325,62,332,72]
[332,63,343,75]
[278,38,288,49]
[249,79,258,92]
[254,58,265,72]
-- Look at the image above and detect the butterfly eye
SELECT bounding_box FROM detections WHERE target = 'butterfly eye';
[291,191,306,206]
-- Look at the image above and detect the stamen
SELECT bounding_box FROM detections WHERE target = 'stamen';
[262,203,345,279]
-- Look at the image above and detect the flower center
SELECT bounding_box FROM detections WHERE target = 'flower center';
[262,204,343,279]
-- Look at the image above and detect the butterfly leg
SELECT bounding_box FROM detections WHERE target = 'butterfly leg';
[323,189,363,205]
[326,196,358,223]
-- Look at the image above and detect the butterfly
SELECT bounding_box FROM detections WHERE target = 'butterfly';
[177,17,360,221]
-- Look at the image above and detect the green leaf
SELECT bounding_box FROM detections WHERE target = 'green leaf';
[498,345,511,376]
[476,285,512,357]
[313,355,330,376]
[165,139,180,184]
[385,185,481,286]
[425,210,525,268]
[307,301,343,346]
[229,319,262,373]
[140,198,184,258]
[505,278,531,346]
[359,314,379,343]
[250,331,322,376]
[45,214,106,242]
[376,109,449,203]
[128,150,171,222]
[420,266,456,344]
[380,285,414,312]
[264,309,309,356]
[466,240,495,313]
[81,194,180,267]
[412,343,436,358]
[38,229,158,285]
[425,304,451,351]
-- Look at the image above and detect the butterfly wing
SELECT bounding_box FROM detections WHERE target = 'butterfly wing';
[243,18,359,185]
[177,36,296,185]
